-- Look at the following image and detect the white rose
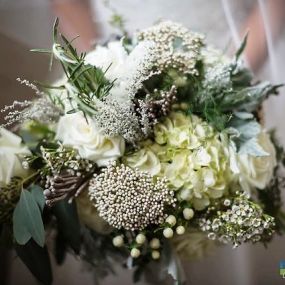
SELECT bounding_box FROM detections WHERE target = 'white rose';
[85,41,127,81]
[0,128,31,185]
[237,131,277,191]
[55,113,125,167]
[124,148,161,176]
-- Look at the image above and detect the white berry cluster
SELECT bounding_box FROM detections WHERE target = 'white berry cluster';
[199,193,275,248]
[137,21,204,75]
[89,163,176,231]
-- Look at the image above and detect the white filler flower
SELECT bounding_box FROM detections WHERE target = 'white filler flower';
[56,113,125,167]
[0,128,31,185]
[85,41,127,81]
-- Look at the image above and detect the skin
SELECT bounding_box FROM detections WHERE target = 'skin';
[51,0,97,52]
[242,0,285,72]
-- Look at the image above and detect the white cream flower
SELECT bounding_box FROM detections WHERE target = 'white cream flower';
[124,147,161,176]
[0,128,31,185]
[55,113,125,167]
[237,131,277,191]
[85,40,156,103]
[85,41,127,81]
[125,112,232,211]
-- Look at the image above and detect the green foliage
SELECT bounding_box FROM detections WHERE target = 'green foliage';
[15,239,53,285]
[13,186,45,247]
[19,121,55,152]
[228,116,269,156]
[52,200,81,254]
[79,226,127,281]
[0,178,22,224]
[236,34,247,59]
[184,34,281,134]
[31,185,45,212]
[32,18,114,117]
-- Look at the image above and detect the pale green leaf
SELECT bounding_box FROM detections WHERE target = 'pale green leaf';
[31,185,45,212]
[239,137,269,157]
[13,190,45,247]
[13,204,32,245]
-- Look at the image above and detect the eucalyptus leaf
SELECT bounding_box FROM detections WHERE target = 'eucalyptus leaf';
[16,239,53,285]
[30,185,45,212]
[13,203,32,245]
[13,189,45,247]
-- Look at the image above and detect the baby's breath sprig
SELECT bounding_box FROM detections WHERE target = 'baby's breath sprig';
[24,143,97,206]
[199,192,275,248]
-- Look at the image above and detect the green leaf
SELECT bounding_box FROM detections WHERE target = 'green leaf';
[30,48,52,54]
[235,33,248,61]
[15,239,53,285]
[52,200,81,253]
[13,204,31,245]
[53,17,59,43]
[13,189,45,247]
[54,232,68,265]
[30,185,45,212]
[239,137,269,157]
[34,81,65,90]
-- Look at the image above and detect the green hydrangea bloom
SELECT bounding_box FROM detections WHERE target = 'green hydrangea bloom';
[125,112,233,210]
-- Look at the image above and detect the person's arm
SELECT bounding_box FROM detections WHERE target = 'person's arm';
[51,0,96,52]
[242,0,285,72]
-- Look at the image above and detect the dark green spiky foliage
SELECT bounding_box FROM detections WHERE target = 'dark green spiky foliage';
[32,19,115,117]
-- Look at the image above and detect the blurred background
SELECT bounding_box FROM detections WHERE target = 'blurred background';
[0,0,285,284]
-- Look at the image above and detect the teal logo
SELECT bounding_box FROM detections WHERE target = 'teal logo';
[280,261,285,278]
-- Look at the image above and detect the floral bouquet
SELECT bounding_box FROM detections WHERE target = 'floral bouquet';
[1,19,285,284]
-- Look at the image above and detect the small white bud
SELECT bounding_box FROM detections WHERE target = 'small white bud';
[183,208,194,220]
[136,233,146,245]
[163,228,174,239]
[166,215,177,226]
[149,238,160,249]
[151,250,160,260]
[112,235,124,247]
[176,225,185,235]
[130,248,141,258]
[22,161,29,170]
